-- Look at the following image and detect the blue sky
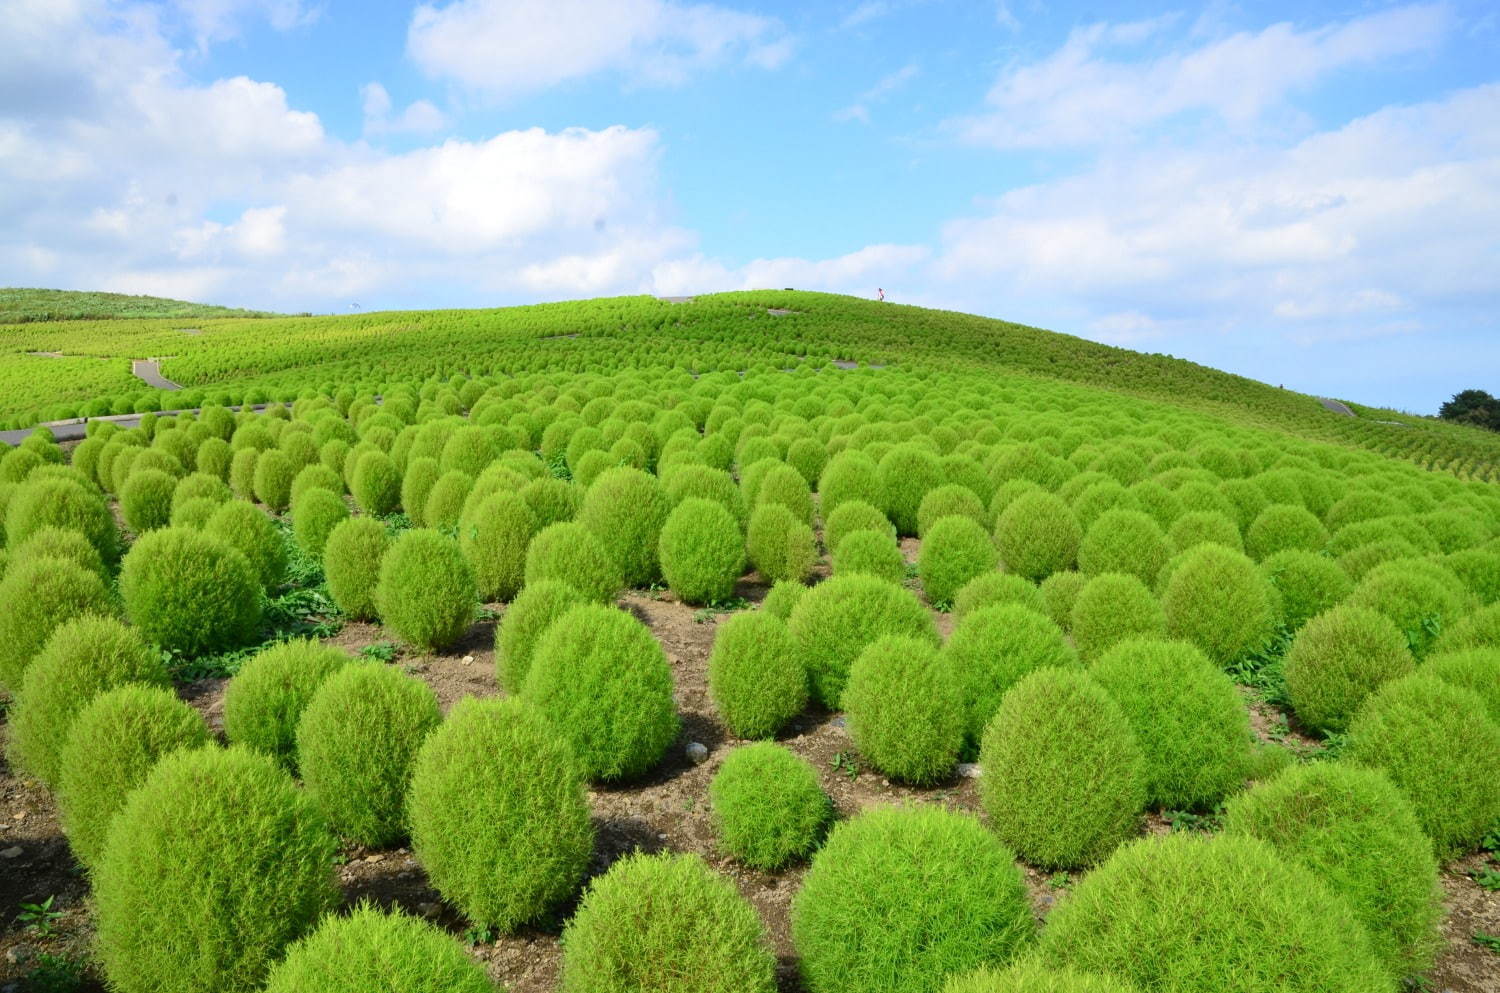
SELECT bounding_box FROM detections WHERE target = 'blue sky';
[2,0,1497,412]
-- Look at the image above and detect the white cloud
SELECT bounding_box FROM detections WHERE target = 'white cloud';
[955,4,1451,148]
[170,0,321,48]
[359,82,447,136]
[835,63,919,123]
[406,0,790,99]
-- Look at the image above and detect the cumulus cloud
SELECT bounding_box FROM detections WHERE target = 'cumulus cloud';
[359,82,447,136]
[406,0,791,99]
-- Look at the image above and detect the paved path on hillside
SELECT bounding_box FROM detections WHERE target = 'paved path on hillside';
[1318,397,1356,417]
[132,359,182,390]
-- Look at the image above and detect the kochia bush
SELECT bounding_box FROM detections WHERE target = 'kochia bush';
[223,639,350,768]
[204,499,286,592]
[787,573,938,709]
[495,579,588,693]
[375,529,476,651]
[844,636,963,784]
[940,603,1077,749]
[1076,508,1167,586]
[120,468,176,533]
[263,903,493,993]
[746,502,817,584]
[832,528,906,584]
[1068,573,1166,664]
[1259,549,1352,631]
[919,515,997,607]
[953,570,1046,621]
[322,516,387,620]
[994,490,1081,581]
[290,486,348,559]
[707,611,807,739]
[0,555,117,691]
[577,466,671,587]
[460,491,539,602]
[1283,605,1414,735]
[1160,544,1278,667]
[120,528,261,656]
[709,743,830,869]
[524,521,622,603]
[658,497,746,605]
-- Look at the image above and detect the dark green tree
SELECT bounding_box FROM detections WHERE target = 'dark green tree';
[1438,390,1500,431]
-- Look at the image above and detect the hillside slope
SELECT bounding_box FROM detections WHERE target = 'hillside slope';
[0,288,278,323]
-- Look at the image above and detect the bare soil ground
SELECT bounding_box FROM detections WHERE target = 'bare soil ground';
[2,562,1497,991]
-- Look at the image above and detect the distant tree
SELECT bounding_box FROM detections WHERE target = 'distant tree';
[1439,390,1500,432]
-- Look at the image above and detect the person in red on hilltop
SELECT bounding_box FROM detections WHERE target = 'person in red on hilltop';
[877,287,885,302]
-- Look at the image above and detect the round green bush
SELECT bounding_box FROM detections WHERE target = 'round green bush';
[350,449,400,516]
[942,962,1139,993]
[878,444,945,537]
[709,742,829,868]
[524,604,679,781]
[520,475,581,528]
[792,805,1034,993]
[1076,508,1168,586]
[980,667,1145,867]
[760,577,807,619]
[1069,573,1166,663]
[954,570,1045,621]
[223,639,350,768]
[399,456,441,526]
[1259,549,1352,631]
[1161,544,1277,666]
[1037,833,1394,993]
[832,528,906,584]
[1223,762,1442,979]
[561,851,775,993]
[1344,673,1500,858]
[460,491,539,602]
[1090,639,1252,808]
[1245,504,1328,560]
[658,497,745,605]
[197,436,233,479]
[524,520,622,602]
[819,450,883,517]
[439,424,498,477]
[1347,562,1467,658]
[290,486,348,559]
[322,516,388,620]
[746,501,817,583]
[917,484,987,538]
[1433,601,1500,653]
[1423,648,1500,722]
[296,662,440,845]
[409,697,593,930]
[995,490,1081,581]
[845,636,962,784]
[9,617,169,789]
[1283,605,1413,735]
[663,463,745,524]
[787,573,938,708]
[375,529,476,651]
[1038,569,1089,629]
[263,902,493,993]
[495,579,588,693]
[787,436,828,486]
[576,466,670,588]
[0,556,114,691]
[919,515,997,607]
[56,684,209,870]
[288,463,341,506]
[5,476,118,562]
[170,495,221,529]
[171,471,231,517]
[253,449,296,512]
[422,469,473,530]
[204,499,286,591]
[1166,511,1243,554]
[940,603,1077,749]
[823,499,895,556]
[755,461,814,523]
[120,467,176,533]
[1443,547,1500,605]
[120,527,261,655]
[94,745,338,993]
[8,525,106,581]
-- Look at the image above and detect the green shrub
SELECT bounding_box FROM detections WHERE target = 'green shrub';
[1283,606,1413,735]
[1069,573,1166,663]
[252,449,296,512]
[1259,549,1352,631]
[172,471,231,516]
[350,450,400,516]
[980,667,1145,867]
[760,577,807,619]
[746,501,817,583]
[917,484,987,538]
[515,515,624,599]
[171,495,221,529]
[1245,504,1328,560]
[755,461,814,523]
[408,697,593,930]
[942,961,1139,993]
[263,903,493,993]
[1161,544,1277,666]
[1166,511,1242,555]
[561,851,776,993]
[94,745,338,993]
[1076,508,1168,586]
[439,424,498,477]
[576,466,670,587]
[230,448,261,501]
[520,476,581,528]
[296,662,440,845]
[5,476,118,562]
[224,640,350,768]
[524,604,679,781]
[1223,763,1441,979]
[919,515,997,607]
[495,579,588,693]
[0,555,115,691]
[832,528,906,583]
[1090,639,1252,808]
[375,529,476,651]
[994,490,1081,581]
[9,617,169,789]
[787,573,937,708]
[459,491,539,602]
[399,456,441,526]
[1038,569,1089,629]
[1037,833,1394,993]
[8,525,107,581]
[322,516,387,620]
[1347,562,1467,658]
[941,603,1077,749]
[1433,602,1500,653]
[954,571,1045,621]
[422,469,472,530]
[792,805,1033,993]
[204,499,286,591]
[663,464,745,525]
[879,443,944,537]
[823,499,895,555]
[709,743,829,868]
[1344,673,1500,858]
[787,436,828,486]
[1444,548,1500,605]
[1423,648,1500,722]
[290,486,348,559]
[197,436,232,479]
[120,468,176,532]
[818,450,882,517]
[288,463,341,506]
[56,684,209,870]
[845,636,962,783]
[658,497,745,605]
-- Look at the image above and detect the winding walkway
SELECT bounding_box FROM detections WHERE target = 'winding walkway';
[132,359,182,391]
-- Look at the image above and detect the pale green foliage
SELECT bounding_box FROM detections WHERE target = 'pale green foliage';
[524,521,622,603]
[1077,508,1168,586]
[832,528,906,584]
[460,491,539,601]
[1161,544,1278,666]
[375,529,476,651]
[954,570,1045,621]
[1245,503,1328,560]
[995,490,1081,581]
[707,611,807,739]
[263,903,493,993]
[919,515,997,606]
[121,527,261,655]
[940,603,1077,749]
[787,572,938,708]
[322,516,388,620]
[709,743,830,868]
[290,486,348,558]
[746,501,817,583]
[1284,606,1413,734]
[1423,648,1500,722]
[823,499,895,556]
[942,962,1140,993]
[1069,573,1166,663]
[658,497,746,605]
[223,639,350,768]
[495,579,587,693]
[577,466,671,587]
[204,499,286,591]
[844,636,963,784]
[0,555,115,690]
[1259,549,1352,631]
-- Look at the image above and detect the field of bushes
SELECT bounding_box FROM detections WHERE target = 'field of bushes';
[0,292,1498,993]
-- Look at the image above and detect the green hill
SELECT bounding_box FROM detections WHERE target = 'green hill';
[0,288,277,324]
